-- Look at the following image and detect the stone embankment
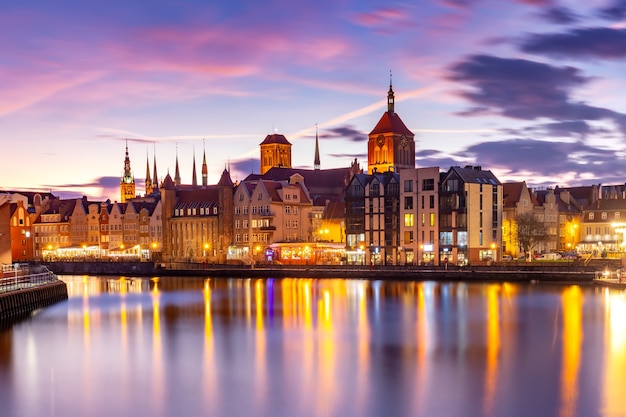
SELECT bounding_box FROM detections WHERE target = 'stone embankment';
[45,260,604,283]
[0,280,68,321]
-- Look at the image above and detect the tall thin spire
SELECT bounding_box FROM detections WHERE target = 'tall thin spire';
[152,142,159,188]
[202,138,208,187]
[387,70,395,114]
[314,124,321,170]
[145,147,153,195]
[174,143,181,186]
[192,145,198,187]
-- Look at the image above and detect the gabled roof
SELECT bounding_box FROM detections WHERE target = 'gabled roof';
[323,201,345,220]
[503,182,524,208]
[555,185,598,208]
[369,111,414,137]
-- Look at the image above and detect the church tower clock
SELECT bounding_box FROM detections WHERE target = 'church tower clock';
[120,141,136,202]
[367,80,415,174]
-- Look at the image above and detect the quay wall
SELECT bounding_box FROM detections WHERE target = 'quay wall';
[45,261,600,283]
[0,281,68,321]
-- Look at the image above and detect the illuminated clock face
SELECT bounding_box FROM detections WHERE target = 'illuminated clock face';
[376,135,385,146]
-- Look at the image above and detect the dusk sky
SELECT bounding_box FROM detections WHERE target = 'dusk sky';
[2,0,626,200]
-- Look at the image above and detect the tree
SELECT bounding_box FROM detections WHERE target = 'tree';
[515,212,547,261]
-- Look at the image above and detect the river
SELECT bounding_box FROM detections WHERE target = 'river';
[0,275,624,417]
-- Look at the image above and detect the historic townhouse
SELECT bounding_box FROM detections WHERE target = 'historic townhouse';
[502,181,536,258]
[439,165,502,265]
[36,198,75,259]
[108,202,125,255]
[232,174,314,264]
[160,168,234,264]
[580,199,626,256]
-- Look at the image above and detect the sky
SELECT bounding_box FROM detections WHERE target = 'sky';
[2,0,626,201]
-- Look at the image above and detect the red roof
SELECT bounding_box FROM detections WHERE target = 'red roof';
[369,111,414,137]
[260,134,291,146]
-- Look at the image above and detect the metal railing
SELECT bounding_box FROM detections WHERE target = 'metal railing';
[0,264,59,293]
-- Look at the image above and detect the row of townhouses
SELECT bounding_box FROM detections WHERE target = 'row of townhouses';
[2,84,626,267]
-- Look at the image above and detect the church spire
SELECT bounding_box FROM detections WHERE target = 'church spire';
[120,139,136,202]
[152,142,159,189]
[387,70,395,114]
[192,145,198,187]
[202,139,208,187]
[145,147,153,195]
[174,144,181,186]
[314,124,321,170]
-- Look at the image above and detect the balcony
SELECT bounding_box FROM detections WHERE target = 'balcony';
[260,225,276,231]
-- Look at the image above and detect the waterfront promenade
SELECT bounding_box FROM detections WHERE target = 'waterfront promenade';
[0,264,68,320]
[44,260,612,283]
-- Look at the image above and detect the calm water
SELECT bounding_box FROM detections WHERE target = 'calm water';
[0,276,625,417]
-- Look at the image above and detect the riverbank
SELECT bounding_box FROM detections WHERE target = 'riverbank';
[43,260,605,283]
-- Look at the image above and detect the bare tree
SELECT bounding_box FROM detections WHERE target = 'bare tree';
[515,212,547,261]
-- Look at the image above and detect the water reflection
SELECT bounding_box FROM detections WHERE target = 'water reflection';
[3,276,626,416]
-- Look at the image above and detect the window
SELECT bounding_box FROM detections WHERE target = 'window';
[429,195,434,209]
[404,197,413,210]
[602,212,607,220]
[293,194,298,200]
[285,206,291,214]
[617,212,621,219]
[404,180,413,192]
[239,193,244,201]
[422,178,434,191]
[370,182,380,196]
[293,220,298,229]
[404,214,414,227]
[430,213,435,227]
[286,194,291,200]
[589,213,594,220]
[440,232,452,245]
[258,192,263,200]
[293,206,298,215]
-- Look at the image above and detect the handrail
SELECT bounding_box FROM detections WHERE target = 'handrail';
[0,265,59,293]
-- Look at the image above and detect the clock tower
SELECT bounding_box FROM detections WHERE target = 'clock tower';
[120,141,136,202]
[367,80,415,174]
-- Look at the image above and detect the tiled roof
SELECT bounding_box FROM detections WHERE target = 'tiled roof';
[259,134,291,146]
[369,111,414,137]
[503,182,524,208]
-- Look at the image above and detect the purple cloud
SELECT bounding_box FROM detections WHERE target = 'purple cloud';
[324,125,366,143]
[598,0,626,20]
[463,138,626,184]
[520,28,626,59]
[538,6,579,24]
[447,55,626,136]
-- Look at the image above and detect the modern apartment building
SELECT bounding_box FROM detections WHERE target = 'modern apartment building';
[439,165,502,265]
